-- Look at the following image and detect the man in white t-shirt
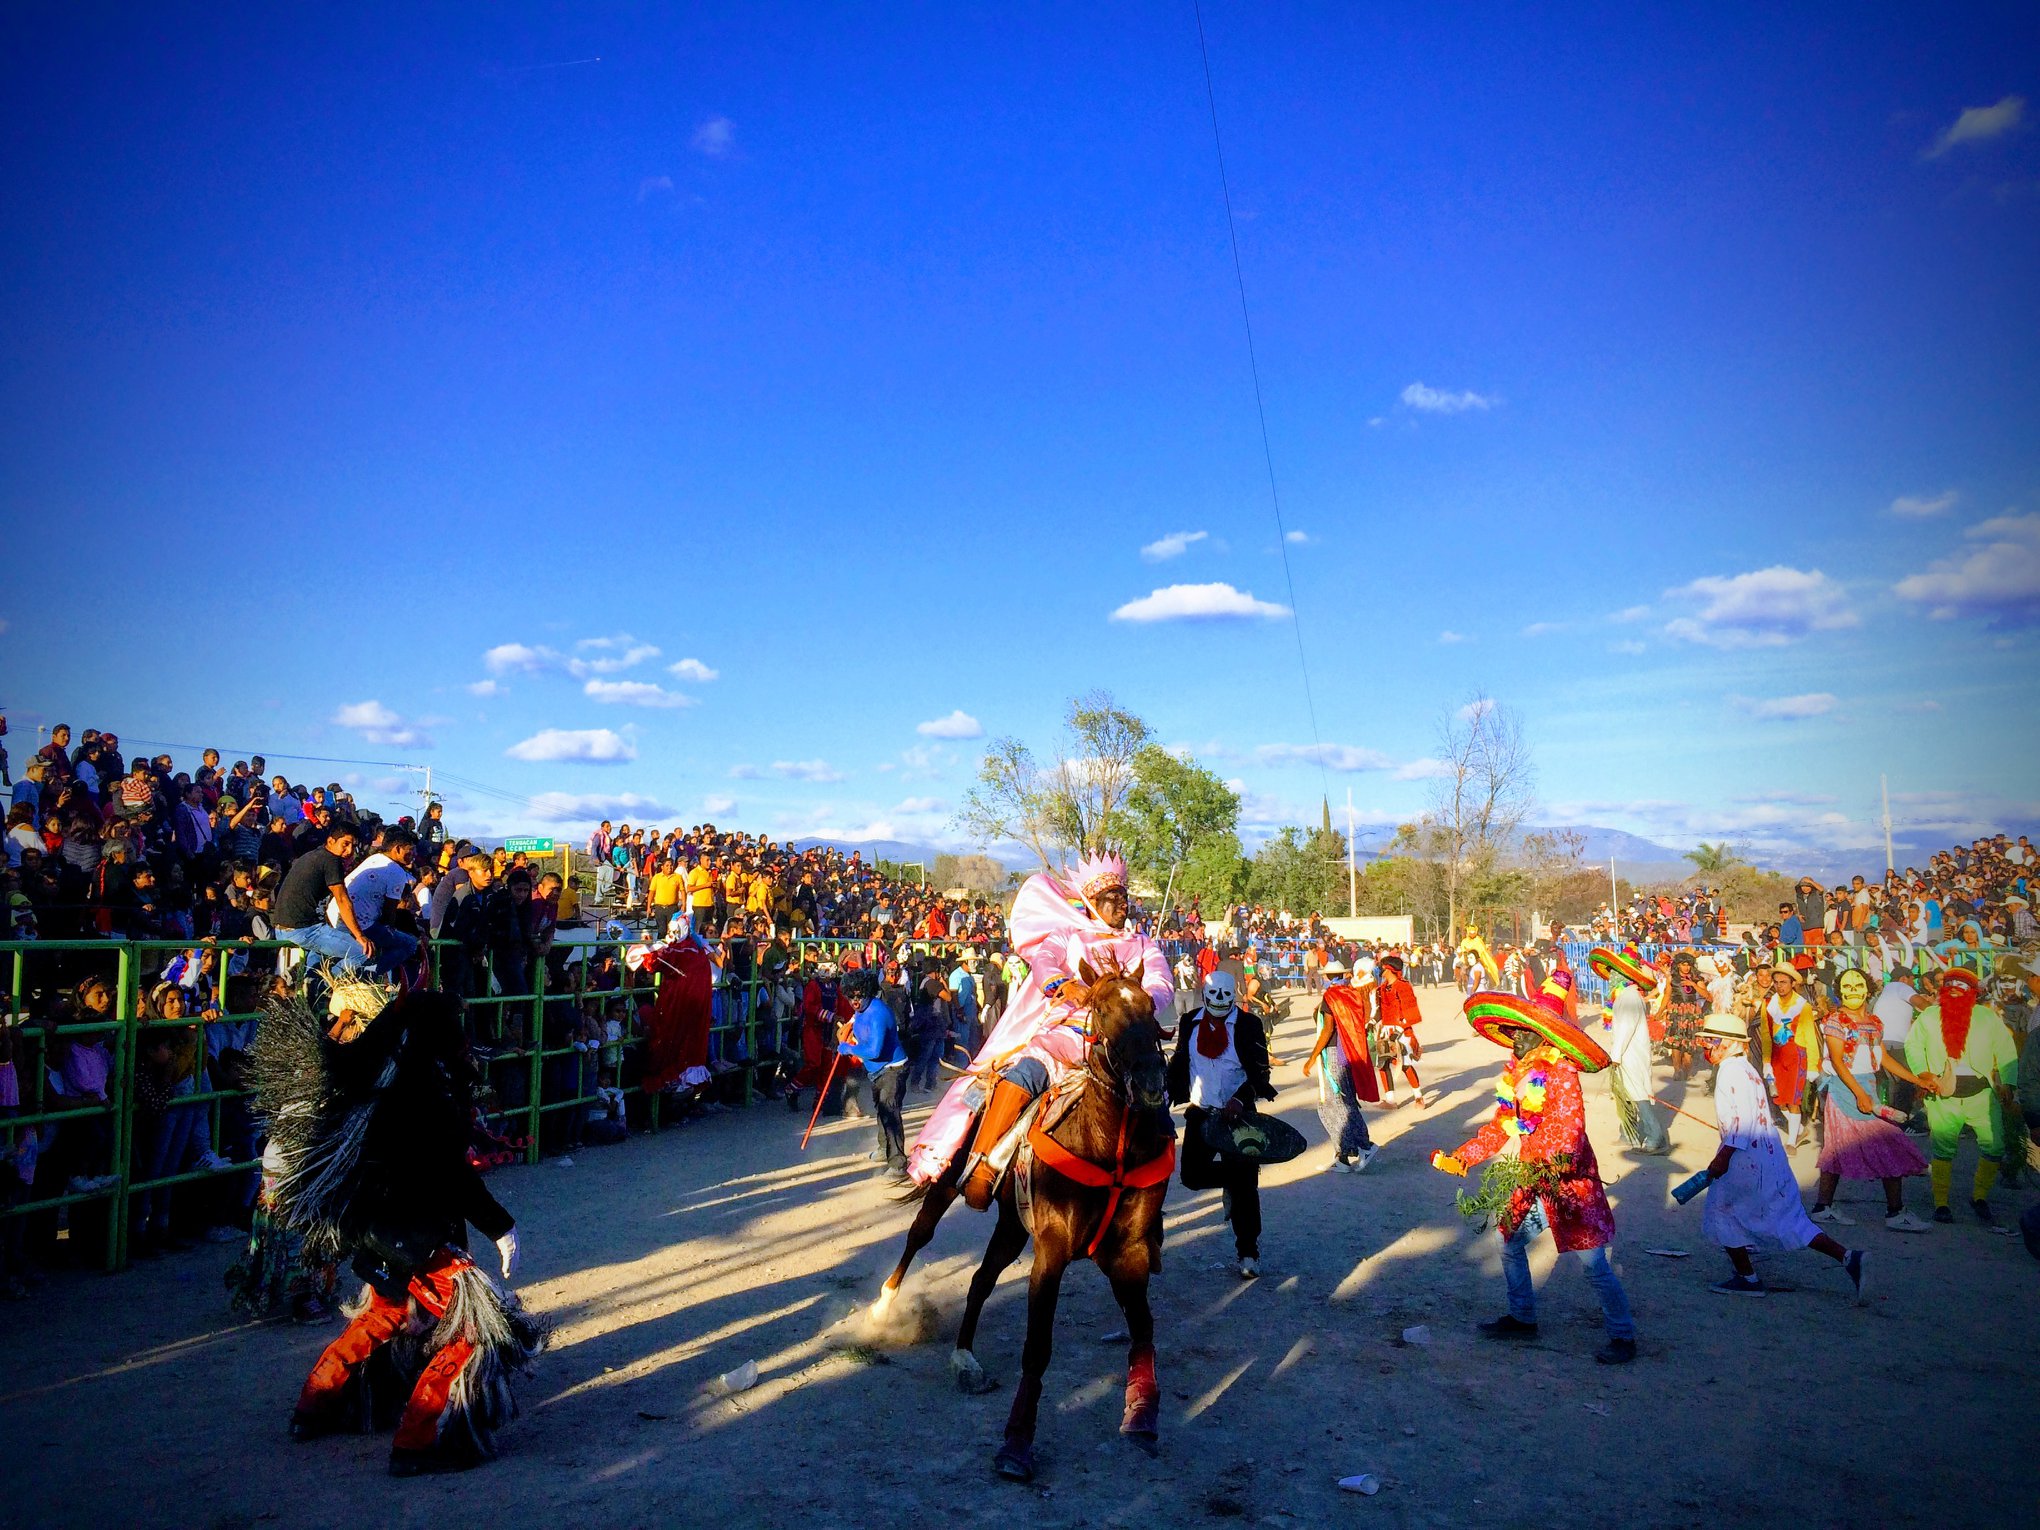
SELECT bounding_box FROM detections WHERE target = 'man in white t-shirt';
[1871,969,1923,1120]
[330,829,421,974]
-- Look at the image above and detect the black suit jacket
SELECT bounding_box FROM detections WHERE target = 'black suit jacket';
[1168,1004,1276,1109]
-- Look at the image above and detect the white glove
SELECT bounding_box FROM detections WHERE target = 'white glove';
[495,1229,520,1281]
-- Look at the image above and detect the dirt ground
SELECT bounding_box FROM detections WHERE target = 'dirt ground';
[4,984,2032,1530]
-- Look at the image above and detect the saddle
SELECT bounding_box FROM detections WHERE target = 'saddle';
[1014,1072,1175,1258]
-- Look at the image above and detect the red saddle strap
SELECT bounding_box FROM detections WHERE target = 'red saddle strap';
[1026,1100,1175,1258]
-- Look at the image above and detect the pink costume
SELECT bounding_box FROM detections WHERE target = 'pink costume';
[904,868,1173,1185]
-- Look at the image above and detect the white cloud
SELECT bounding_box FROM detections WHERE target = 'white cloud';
[692,116,735,157]
[1890,489,1957,518]
[1437,629,1471,644]
[504,728,636,764]
[916,709,983,740]
[1284,529,1310,544]
[1610,605,1650,624]
[583,678,695,709]
[1254,742,1394,773]
[1140,530,1209,562]
[1609,639,1647,655]
[1457,698,1496,722]
[567,642,660,678]
[526,790,680,825]
[637,175,674,202]
[484,642,551,675]
[895,796,945,814]
[667,658,719,683]
[1400,381,1496,414]
[1731,692,1838,721]
[703,794,737,817]
[1892,512,2040,623]
[466,679,505,697]
[1393,757,1452,781]
[331,700,432,749]
[728,764,762,780]
[1923,95,2026,159]
[1521,621,1567,637]
[1110,582,1291,623]
[1661,565,1858,649]
[772,759,846,783]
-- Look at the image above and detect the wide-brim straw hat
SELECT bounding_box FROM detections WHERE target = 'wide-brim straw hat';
[1699,1011,1747,1041]
[1464,989,1612,1073]
[1588,946,1657,988]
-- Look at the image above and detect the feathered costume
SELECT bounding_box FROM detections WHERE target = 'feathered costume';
[252,988,547,1472]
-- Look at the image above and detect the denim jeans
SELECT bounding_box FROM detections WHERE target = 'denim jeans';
[868,1063,907,1171]
[134,1080,206,1234]
[279,923,371,977]
[1500,1203,1635,1340]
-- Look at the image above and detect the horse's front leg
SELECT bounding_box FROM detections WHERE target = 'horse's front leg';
[952,1196,1027,1394]
[1107,1268,1159,1452]
[869,1171,959,1329]
[993,1246,1068,1482]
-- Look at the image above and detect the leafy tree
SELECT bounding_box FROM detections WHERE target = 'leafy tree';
[1683,841,1743,875]
[1176,831,1248,912]
[1120,745,1241,894]
[956,691,1150,869]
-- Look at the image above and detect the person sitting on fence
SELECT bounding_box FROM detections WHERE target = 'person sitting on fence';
[273,819,384,980]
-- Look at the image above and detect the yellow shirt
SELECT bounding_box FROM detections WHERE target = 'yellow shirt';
[648,870,685,907]
[686,864,715,908]
[747,876,775,913]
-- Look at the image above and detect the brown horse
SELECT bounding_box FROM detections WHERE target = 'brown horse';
[868,959,1173,1481]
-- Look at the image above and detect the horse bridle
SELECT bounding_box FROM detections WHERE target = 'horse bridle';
[1083,972,1162,1108]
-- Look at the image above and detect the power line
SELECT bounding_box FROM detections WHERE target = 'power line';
[1191,0,1333,813]
[113,735,422,772]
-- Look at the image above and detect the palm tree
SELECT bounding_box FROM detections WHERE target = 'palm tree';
[1684,841,1741,875]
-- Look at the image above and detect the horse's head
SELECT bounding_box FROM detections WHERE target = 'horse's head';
[1078,957,1168,1113]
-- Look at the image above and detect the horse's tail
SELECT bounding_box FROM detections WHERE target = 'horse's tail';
[894,1177,935,1205]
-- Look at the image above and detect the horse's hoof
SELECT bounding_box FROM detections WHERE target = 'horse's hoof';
[950,1350,997,1394]
[993,1440,1036,1482]
[1120,1429,1159,1458]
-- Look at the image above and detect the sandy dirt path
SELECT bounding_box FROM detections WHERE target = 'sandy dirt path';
[4,984,2031,1529]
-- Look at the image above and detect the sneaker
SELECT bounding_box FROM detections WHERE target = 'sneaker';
[1477,1314,1540,1340]
[1237,1257,1260,1280]
[1326,1158,1354,1174]
[1810,1205,1855,1226]
[1594,1337,1637,1366]
[1354,1145,1378,1172]
[1971,1199,1998,1228]
[1932,1205,1954,1224]
[1709,1274,1767,1297]
[1844,1249,1868,1304]
[1884,1211,1932,1233]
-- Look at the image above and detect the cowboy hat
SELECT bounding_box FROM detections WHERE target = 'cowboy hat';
[1463,989,1612,1073]
[1588,946,1657,989]
[1322,959,1349,975]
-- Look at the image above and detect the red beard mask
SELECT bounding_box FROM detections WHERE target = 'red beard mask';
[1940,986,1976,1062]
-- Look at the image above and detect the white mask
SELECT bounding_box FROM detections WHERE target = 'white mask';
[1202,974,1235,1010]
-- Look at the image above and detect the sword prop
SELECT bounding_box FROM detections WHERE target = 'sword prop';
[801,1049,846,1150]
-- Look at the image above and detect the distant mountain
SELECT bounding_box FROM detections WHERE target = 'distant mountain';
[787,838,1033,875]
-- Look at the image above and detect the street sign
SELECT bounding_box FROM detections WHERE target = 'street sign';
[504,837,557,854]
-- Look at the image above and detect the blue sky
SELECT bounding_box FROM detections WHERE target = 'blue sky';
[2,4,2035,870]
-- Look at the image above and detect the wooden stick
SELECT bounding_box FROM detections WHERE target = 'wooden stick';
[801,1049,846,1150]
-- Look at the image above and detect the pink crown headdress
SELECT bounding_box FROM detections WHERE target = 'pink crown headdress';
[1072,848,1128,900]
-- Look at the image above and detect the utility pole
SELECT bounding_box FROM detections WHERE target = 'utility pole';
[1880,774,1894,874]
[1610,857,1620,930]
[1346,788,1357,919]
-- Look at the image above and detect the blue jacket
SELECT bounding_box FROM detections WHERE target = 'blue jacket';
[839,997,908,1072]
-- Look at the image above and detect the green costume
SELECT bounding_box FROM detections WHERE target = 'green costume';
[1904,995,2017,1213]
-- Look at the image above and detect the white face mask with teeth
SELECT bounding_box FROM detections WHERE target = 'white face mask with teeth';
[1202,976,1235,1010]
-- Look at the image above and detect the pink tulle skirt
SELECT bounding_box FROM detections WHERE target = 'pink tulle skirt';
[1817,1087,1928,1181]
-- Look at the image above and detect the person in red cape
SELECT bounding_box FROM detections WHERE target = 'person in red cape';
[1300,960,1379,1173]
[790,959,854,1116]
[632,918,715,1097]
[1372,953,1428,1108]
[1432,986,1638,1365]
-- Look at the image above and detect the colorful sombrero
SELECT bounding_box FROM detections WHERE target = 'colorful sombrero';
[1588,946,1658,989]
[1464,989,1612,1073]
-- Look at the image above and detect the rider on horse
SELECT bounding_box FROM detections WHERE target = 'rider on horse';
[905,849,1175,1207]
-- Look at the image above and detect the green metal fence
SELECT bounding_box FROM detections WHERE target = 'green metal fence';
[0,933,894,1272]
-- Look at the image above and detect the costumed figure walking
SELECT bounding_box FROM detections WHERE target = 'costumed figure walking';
[1300,960,1379,1173]
[1809,968,1931,1232]
[1371,953,1430,1108]
[1433,987,1638,1365]
[253,981,547,1475]
[632,915,716,1104]
[1169,971,1280,1276]
[906,850,1173,1206]
[1590,946,1671,1155]
[1685,1012,1867,1300]
[1662,951,1707,1078]
[1759,960,1821,1151]
[790,959,853,1117]
[1904,967,2020,1229]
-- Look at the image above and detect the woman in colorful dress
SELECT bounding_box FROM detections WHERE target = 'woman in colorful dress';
[1809,969,1932,1232]
[1662,951,1707,1079]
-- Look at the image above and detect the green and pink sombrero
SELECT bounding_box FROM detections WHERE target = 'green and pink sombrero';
[1464,989,1612,1073]
[1588,945,1659,990]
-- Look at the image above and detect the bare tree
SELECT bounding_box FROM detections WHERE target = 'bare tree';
[955,691,1151,871]
[1411,692,1537,935]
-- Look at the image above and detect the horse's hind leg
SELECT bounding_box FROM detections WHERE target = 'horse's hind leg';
[870,1168,960,1324]
[993,1247,1067,1483]
[951,1198,1027,1394]
[1106,1267,1159,1452]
